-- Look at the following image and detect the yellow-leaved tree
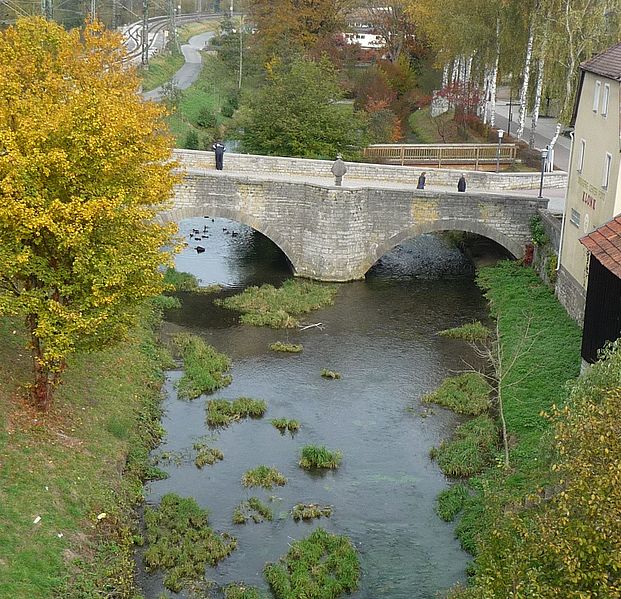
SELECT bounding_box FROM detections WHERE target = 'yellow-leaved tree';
[0,17,179,411]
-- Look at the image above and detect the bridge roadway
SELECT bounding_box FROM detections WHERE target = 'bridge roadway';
[163,151,553,281]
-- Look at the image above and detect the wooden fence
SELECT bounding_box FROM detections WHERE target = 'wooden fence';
[363,143,518,169]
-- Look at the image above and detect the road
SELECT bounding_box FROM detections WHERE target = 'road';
[142,30,215,101]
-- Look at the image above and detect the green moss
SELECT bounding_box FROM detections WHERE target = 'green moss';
[206,397,267,427]
[291,503,333,521]
[430,415,498,478]
[173,333,232,399]
[215,279,338,328]
[264,528,360,599]
[269,341,303,353]
[270,418,301,434]
[241,466,287,489]
[143,494,236,593]
[423,373,492,415]
[436,484,469,522]
[232,497,273,524]
[321,369,341,379]
[299,445,342,470]
[193,443,224,468]
[439,321,491,343]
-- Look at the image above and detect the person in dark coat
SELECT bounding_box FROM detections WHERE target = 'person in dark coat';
[331,154,347,186]
[416,172,426,189]
[212,141,226,170]
[457,174,467,192]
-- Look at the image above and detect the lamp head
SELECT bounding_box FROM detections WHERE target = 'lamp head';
[498,129,504,139]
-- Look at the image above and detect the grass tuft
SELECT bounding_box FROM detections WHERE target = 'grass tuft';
[206,397,267,427]
[224,583,267,598]
[423,372,491,415]
[215,279,338,328]
[291,503,333,521]
[173,333,232,399]
[193,442,224,468]
[264,528,360,598]
[430,415,498,478]
[299,444,342,470]
[241,466,287,489]
[321,368,341,379]
[270,418,301,434]
[439,321,491,343]
[232,497,273,525]
[436,483,469,522]
[143,493,236,593]
[269,341,303,353]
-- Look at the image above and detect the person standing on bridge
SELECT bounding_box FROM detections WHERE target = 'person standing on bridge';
[331,154,347,186]
[457,173,467,192]
[212,140,226,171]
[417,172,426,189]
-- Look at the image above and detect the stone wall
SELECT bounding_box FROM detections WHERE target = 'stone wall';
[174,149,567,191]
[556,264,586,324]
[532,209,562,288]
[165,169,548,281]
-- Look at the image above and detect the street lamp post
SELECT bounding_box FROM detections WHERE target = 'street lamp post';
[538,148,549,199]
[496,129,504,173]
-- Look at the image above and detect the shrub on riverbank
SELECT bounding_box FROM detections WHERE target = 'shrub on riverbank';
[164,267,201,292]
[439,321,491,344]
[173,333,232,399]
[430,415,498,477]
[436,484,469,522]
[299,445,342,470]
[144,493,237,592]
[264,528,360,599]
[206,397,267,427]
[423,372,491,415]
[215,279,338,328]
[242,466,287,489]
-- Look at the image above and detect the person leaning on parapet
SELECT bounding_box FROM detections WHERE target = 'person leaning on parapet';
[417,172,426,189]
[457,173,467,192]
[331,153,347,186]
[212,140,226,170]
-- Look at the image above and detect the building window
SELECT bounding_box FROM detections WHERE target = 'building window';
[593,80,601,112]
[602,153,612,189]
[578,139,586,173]
[570,209,581,227]
[602,84,610,117]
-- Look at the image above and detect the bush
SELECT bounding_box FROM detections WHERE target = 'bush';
[163,267,200,292]
[439,321,491,343]
[196,106,217,129]
[423,372,491,415]
[184,129,200,149]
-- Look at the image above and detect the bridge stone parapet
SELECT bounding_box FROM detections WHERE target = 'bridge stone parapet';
[173,149,567,190]
[164,168,548,281]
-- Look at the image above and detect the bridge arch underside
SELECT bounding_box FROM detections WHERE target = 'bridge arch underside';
[158,206,297,274]
[364,219,521,277]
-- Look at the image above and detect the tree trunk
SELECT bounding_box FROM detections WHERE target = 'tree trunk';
[489,16,500,128]
[529,55,545,148]
[442,63,449,88]
[28,315,62,411]
[516,15,535,139]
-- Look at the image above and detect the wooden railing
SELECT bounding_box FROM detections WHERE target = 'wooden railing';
[363,143,518,169]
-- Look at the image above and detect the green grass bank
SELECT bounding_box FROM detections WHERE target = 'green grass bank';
[0,307,170,598]
[447,262,582,562]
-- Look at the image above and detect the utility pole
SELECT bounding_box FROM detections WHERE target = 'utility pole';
[112,0,119,29]
[41,0,53,20]
[141,0,149,66]
[168,0,178,53]
[238,14,243,89]
[90,0,95,19]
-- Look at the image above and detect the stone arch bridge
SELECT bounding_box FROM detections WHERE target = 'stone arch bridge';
[161,151,550,281]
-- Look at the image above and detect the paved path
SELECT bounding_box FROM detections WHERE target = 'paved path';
[143,30,215,101]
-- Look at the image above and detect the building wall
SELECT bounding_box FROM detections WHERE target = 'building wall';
[560,72,621,291]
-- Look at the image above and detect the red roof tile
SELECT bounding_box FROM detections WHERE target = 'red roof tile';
[581,43,621,81]
[580,215,621,278]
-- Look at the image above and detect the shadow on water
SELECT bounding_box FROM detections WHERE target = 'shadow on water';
[140,217,495,598]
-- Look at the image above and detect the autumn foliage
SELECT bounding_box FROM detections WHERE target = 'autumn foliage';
[0,18,178,410]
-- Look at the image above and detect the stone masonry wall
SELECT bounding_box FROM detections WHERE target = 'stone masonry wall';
[174,150,567,191]
[165,169,548,281]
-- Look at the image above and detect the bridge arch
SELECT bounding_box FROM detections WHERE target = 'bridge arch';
[158,206,299,274]
[363,219,522,276]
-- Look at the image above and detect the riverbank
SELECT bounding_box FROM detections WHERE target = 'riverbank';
[0,306,169,597]
[440,262,582,592]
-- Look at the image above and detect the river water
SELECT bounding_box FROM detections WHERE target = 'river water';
[140,217,491,598]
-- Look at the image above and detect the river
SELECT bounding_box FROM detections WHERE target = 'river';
[139,216,492,598]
